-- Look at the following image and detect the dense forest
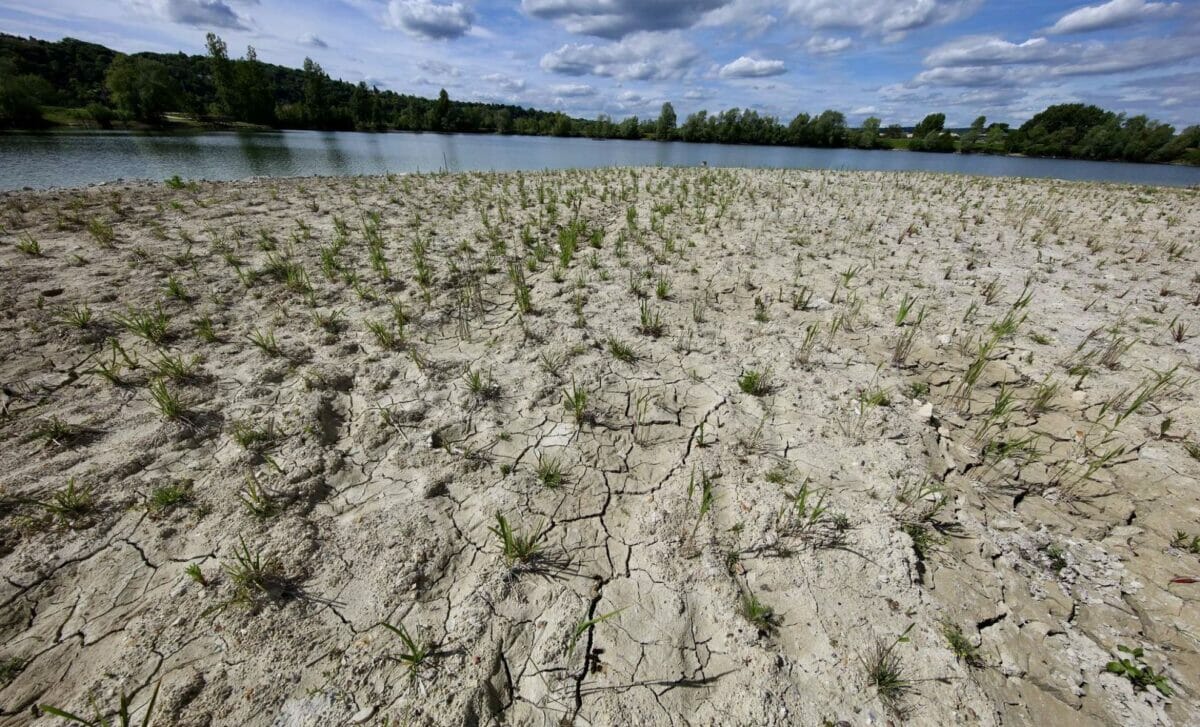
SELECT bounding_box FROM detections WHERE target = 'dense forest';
[1,33,1197,165]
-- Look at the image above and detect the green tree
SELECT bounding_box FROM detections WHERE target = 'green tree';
[656,102,677,141]
[959,115,986,153]
[428,88,450,131]
[983,124,1008,153]
[909,112,955,152]
[911,113,945,139]
[302,57,330,128]
[856,116,881,149]
[104,55,179,123]
[811,110,847,147]
[233,46,276,125]
[494,108,513,134]
[619,115,640,140]
[679,110,708,142]
[205,33,234,117]
[351,81,371,129]
[0,58,53,128]
[551,112,572,136]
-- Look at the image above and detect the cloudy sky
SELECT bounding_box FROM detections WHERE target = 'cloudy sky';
[2,0,1198,127]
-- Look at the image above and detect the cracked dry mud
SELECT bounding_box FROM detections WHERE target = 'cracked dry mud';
[0,168,1198,726]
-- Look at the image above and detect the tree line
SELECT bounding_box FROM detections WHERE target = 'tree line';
[1,33,1196,165]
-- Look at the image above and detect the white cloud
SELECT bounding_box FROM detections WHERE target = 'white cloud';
[540,32,701,80]
[924,36,1053,67]
[523,0,731,39]
[718,55,787,78]
[914,65,1024,87]
[804,35,851,54]
[387,0,474,39]
[550,83,597,96]
[482,73,526,92]
[697,0,778,35]
[133,0,252,29]
[1047,0,1181,34]
[785,0,982,40]
[415,58,462,77]
[917,33,1200,88]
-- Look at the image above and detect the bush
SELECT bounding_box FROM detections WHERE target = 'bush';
[85,103,115,128]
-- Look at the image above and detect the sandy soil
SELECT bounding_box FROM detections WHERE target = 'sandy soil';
[0,168,1198,726]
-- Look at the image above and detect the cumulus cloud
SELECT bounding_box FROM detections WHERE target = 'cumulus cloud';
[550,83,596,96]
[786,0,982,40]
[1118,72,1200,110]
[387,0,474,39]
[482,73,526,92]
[912,32,1200,92]
[540,32,701,80]
[415,58,462,77]
[696,0,778,35]
[299,32,328,48]
[923,36,1053,67]
[718,55,787,78]
[1050,37,1200,76]
[804,35,851,54]
[135,0,252,29]
[914,65,1024,87]
[523,0,730,39]
[1047,0,1181,34]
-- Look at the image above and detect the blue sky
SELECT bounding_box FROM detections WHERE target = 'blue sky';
[2,0,1197,127]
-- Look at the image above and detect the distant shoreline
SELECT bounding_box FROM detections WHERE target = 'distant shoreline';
[4,120,1198,171]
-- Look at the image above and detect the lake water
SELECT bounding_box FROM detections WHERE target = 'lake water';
[2,129,1198,191]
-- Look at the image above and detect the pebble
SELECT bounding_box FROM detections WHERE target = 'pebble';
[911,401,934,422]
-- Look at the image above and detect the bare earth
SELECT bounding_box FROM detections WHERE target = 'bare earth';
[0,168,1198,726]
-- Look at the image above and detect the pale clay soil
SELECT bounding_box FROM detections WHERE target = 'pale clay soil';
[0,168,1198,726]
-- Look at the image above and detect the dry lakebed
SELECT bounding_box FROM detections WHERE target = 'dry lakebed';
[0,167,1198,726]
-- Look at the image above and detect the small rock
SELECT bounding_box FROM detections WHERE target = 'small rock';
[992,518,1021,532]
[911,401,933,422]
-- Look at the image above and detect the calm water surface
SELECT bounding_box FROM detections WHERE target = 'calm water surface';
[2,129,1198,190]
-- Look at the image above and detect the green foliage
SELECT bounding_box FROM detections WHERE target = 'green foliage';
[0,657,24,685]
[489,512,544,565]
[2,33,1194,163]
[148,378,185,419]
[566,607,625,657]
[115,305,170,344]
[737,369,771,396]
[0,57,52,128]
[39,681,160,727]
[943,622,982,667]
[606,338,638,363]
[39,478,95,526]
[1106,645,1173,696]
[104,55,180,123]
[382,622,431,675]
[534,455,566,489]
[563,378,589,425]
[219,537,283,610]
[741,592,778,634]
[148,481,192,513]
[865,624,915,712]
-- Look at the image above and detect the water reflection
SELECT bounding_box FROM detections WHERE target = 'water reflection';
[2,130,1197,190]
[237,132,295,177]
[317,132,351,175]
